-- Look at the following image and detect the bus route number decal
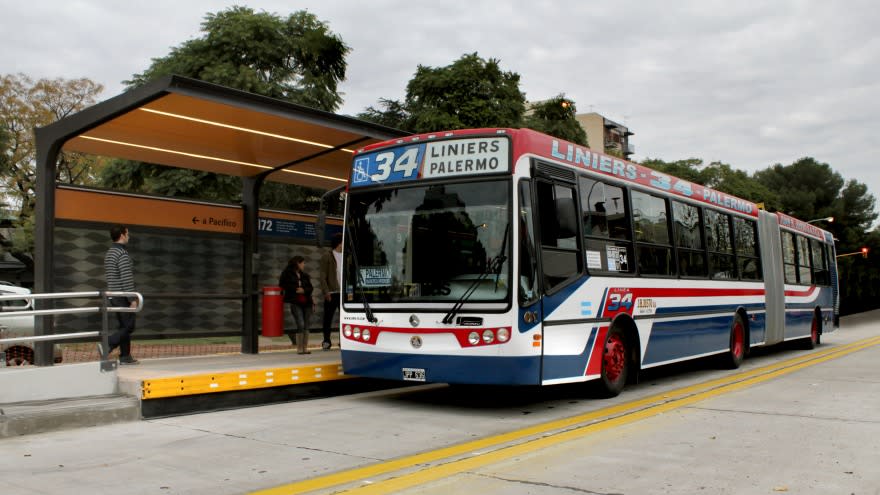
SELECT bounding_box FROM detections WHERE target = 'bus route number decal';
[604,289,634,316]
[352,145,425,186]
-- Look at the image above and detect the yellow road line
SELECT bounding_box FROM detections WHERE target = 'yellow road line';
[142,362,348,399]
[250,336,880,495]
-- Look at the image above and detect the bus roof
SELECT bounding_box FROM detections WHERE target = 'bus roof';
[354,127,829,231]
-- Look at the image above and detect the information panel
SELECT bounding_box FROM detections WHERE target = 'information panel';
[351,136,509,187]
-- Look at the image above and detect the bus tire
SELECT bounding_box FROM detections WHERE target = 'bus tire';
[596,326,629,397]
[721,313,746,369]
[801,312,821,350]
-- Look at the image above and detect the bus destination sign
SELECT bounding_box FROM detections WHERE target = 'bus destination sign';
[351,137,509,187]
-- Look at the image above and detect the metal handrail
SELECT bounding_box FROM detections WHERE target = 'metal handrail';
[0,291,143,370]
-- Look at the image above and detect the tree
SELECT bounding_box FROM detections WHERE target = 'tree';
[523,95,588,146]
[643,157,779,207]
[0,73,104,260]
[754,157,877,251]
[106,7,349,207]
[753,158,843,220]
[126,7,349,112]
[359,53,527,133]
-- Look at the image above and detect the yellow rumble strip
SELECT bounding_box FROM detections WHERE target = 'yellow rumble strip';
[141,363,348,399]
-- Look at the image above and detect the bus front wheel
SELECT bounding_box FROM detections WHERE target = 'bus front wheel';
[597,326,629,397]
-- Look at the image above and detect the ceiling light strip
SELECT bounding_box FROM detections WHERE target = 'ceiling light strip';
[139,108,355,153]
[78,136,346,182]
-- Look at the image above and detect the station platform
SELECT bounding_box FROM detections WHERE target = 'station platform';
[0,334,397,437]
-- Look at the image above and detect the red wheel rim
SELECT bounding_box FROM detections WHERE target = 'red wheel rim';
[603,333,626,383]
[732,322,745,359]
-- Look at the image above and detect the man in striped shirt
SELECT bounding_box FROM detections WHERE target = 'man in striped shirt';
[104,225,139,364]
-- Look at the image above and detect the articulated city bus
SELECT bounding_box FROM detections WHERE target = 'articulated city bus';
[336,127,838,396]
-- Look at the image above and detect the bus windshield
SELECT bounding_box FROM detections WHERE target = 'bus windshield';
[345,179,511,306]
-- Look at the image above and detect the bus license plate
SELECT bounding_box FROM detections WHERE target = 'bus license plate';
[402,367,426,382]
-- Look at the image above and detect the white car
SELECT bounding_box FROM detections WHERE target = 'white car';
[0,282,62,366]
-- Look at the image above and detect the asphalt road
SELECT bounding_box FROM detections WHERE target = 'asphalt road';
[2,312,878,495]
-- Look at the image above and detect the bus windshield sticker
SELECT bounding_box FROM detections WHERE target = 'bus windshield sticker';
[360,266,391,287]
[606,246,628,272]
[586,250,603,270]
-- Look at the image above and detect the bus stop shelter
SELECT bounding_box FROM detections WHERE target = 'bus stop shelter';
[33,75,407,365]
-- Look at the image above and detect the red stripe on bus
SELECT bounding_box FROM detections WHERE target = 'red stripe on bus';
[585,326,609,376]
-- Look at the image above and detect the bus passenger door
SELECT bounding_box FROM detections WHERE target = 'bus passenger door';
[518,179,545,383]
[522,172,584,383]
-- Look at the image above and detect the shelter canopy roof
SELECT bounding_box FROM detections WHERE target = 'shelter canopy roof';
[42,75,407,190]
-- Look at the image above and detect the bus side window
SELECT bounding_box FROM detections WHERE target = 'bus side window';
[579,177,633,275]
[809,238,829,286]
[672,200,707,278]
[796,235,812,284]
[632,190,673,276]
[536,181,581,290]
[705,209,735,279]
[734,217,761,281]
[781,231,798,284]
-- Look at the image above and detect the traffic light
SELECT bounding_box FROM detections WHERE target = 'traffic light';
[862,247,869,258]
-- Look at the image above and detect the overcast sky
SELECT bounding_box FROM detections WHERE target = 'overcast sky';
[4,0,878,218]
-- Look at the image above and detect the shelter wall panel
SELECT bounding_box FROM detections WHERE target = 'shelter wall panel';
[53,226,242,337]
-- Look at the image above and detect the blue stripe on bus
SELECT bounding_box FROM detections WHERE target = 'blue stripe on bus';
[642,314,733,365]
[342,350,541,385]
[653,303,765,316]
[784,309,816,339]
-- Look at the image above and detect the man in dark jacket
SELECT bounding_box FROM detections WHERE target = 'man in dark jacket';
[318,233,343,350]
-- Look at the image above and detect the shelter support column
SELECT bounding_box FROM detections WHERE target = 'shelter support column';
[241,176,262,354]
[33,130,61,366]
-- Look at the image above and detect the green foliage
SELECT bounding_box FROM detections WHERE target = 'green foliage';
[357,98,409,130]
[99,160,243,202]
[0,73,104,261]
[359,53,526,133]
[838,228,880,315]
[753,158,843,218]
[754,158,877,252]
[127,7,349,112]
[523,95,588,146]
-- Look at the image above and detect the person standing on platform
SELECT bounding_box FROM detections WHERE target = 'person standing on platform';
[103,225,139,364]
[280,256,315,354]
[319,233,343,350]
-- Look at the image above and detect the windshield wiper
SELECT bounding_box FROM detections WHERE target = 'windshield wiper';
[344,222,377,324]
[442,222,509,324]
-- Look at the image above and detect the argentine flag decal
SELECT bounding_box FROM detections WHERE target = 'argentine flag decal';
[581,301,593,316]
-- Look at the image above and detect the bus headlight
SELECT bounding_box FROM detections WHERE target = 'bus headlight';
[496,328,510,342]
[482,329,495,344]
[362,329,371,341]
[468,332,480,346]
[353,327,361,339]
[343,325,352,338]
